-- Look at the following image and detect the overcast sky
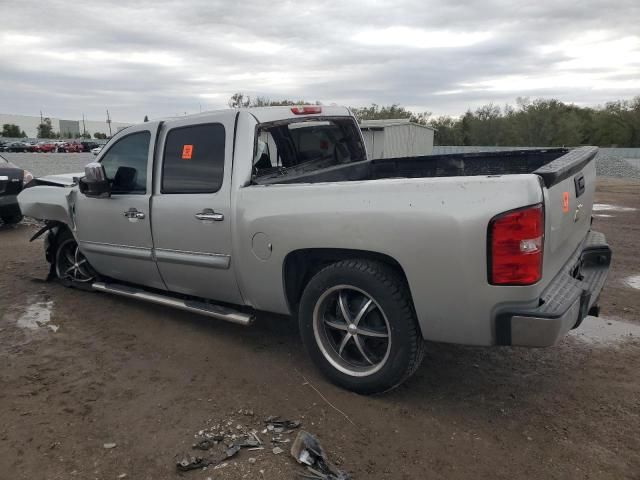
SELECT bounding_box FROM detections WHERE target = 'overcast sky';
[1,0,639,122]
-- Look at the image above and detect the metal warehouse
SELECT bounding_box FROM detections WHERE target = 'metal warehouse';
[360,118,435,159]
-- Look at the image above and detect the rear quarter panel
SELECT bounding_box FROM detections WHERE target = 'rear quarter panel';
[234,174,545,346]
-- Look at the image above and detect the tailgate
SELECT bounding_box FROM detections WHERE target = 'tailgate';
[534,146,598,283]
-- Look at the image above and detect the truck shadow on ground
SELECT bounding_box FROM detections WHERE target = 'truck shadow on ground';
[87,290,623,414]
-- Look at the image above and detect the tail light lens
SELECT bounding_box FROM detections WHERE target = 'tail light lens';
[291,106,322,115]
[489,203,544,285]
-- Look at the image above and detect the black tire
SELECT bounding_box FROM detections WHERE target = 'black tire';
[299,259,425,394]
[53,229,97,288]
[1,213,23,225]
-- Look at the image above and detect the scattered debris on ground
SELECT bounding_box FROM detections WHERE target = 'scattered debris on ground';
[291,430,350,480]
[174,410,350,478]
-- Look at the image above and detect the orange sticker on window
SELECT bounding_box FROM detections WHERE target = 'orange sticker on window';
[181,144,193,160]
[562,191,569,213]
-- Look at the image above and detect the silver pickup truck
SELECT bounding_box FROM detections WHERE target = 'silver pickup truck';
[18,106,611,393]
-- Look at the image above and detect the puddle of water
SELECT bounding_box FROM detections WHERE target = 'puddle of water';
[569,316,640,345]
[625,275,640,290]
[592,203,637,212]
[15,297,58,333]
[593,214,614,218]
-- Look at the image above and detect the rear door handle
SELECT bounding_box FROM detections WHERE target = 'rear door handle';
[123,208,145,219]
[195,209,224,221]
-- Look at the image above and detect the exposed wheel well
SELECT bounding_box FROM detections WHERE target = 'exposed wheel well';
[283,248,413,315]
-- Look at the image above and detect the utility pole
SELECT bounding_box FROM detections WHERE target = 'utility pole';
[106,109,112,137]
[82,113,86,137]
[40,111,43,123]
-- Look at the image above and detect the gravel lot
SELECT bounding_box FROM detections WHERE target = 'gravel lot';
[3,152,94,177]
[1,153,639,479]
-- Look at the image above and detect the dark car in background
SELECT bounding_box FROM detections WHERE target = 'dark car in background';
[0,153,33,224]
[81,141,100,152]
[1,142,32,152]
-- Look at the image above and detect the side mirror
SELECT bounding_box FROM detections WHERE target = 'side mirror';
[79,162,110,198]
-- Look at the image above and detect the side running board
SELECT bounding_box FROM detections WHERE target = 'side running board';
[92,282,254,326]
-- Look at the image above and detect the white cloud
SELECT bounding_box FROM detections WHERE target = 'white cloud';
[352,26,492,49]
[0,0,638,121]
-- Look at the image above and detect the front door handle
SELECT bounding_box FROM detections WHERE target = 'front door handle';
[195,209,224,221]
[123,208,145,219]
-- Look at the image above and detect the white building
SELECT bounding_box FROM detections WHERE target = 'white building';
[360,118,435,159]
[0,113,132,139]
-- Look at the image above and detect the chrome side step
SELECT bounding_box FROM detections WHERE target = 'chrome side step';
[92,282,254,326]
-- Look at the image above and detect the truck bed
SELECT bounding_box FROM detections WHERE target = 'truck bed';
[254,147,581,185]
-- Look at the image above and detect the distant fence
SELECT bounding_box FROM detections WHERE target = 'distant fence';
[433,146,640,159]
[432,146,640,178]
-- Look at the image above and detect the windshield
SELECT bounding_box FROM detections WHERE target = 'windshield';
[252,117,366,181]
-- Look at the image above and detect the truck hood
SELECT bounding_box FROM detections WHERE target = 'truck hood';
[32,172,82,187]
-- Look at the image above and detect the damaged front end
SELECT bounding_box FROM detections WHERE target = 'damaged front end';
[18,174,82,280]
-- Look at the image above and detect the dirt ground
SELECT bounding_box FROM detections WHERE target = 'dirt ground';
[1,178,639,480]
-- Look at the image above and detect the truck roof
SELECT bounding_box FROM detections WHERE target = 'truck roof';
[160,105,353,126]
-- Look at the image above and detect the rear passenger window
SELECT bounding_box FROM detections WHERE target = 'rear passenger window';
[162,124,225,193]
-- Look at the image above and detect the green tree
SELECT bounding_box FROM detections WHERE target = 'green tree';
[228,93,321,108]
[2,124,23,137]
[143,115,149,122]
[351,104,431,125]
[94,132,108,139]
[228,92,251,108]
[37,118,55,138]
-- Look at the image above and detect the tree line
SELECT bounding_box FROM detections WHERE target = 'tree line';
[1,118,108,139]
[229,93,640,147]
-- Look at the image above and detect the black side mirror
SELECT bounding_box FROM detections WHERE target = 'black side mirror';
[79,162,110,198]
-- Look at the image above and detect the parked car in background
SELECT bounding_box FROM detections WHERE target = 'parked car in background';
[60,142,84,153]
[91,145,104,155]
[0,153,32,224]
[36,142,57,153]
[2,141,31,152]
[81,141,100,152]
[18,106,612,393]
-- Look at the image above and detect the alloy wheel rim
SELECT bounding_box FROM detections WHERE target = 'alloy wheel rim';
[312,285,391,377]
[56,239,94,283]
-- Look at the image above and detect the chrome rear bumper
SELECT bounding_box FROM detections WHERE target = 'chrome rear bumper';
[496,230,611,347]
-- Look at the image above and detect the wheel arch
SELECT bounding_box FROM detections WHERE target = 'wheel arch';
[282,248,415,317]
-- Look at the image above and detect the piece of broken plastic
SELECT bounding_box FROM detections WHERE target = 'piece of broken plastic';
[176,456,209,472]
[290,431,350,480]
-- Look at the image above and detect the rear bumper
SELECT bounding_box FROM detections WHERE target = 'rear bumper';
[496,230,611,347]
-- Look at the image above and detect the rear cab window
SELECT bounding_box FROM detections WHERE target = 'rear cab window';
[252,118,366,183]
[162,123,225,193]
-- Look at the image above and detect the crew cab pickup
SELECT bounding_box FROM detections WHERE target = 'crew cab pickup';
[18,106,611,393]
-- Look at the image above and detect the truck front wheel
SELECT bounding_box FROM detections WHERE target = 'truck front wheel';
[54,229,97,288]
[299,259,425,394]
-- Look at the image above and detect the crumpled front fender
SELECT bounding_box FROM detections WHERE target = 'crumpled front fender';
[18,186,77,228]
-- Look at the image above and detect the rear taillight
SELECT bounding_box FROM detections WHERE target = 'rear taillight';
[489,203,544,285]
[291,105,322,115]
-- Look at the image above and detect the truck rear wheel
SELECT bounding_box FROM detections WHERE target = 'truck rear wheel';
[299,259,425,394]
